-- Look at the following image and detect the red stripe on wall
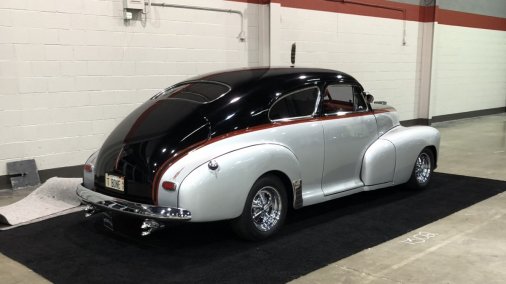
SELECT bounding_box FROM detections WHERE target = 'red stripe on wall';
[437,9,506,31]
[282,0,432,22]
[230,0,430,21]
[227,0,506,31]
[231,0,270,3]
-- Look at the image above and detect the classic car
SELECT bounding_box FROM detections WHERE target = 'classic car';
[77,67,440,240]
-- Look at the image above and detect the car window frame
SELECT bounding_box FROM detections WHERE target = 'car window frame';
[268,86,321,122]
[322,84,369,116]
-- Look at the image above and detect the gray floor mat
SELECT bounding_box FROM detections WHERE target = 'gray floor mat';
[0,177,81,226]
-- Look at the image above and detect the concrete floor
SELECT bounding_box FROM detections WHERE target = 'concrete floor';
[0,186,37,207]
[292,113,506,284]
[0,113,505,283]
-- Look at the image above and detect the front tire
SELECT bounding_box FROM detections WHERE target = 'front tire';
[232,174,287,241]
[406,148,435,190]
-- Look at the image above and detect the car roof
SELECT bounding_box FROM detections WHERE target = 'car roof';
[189,67,360,90]
[171,67,364,136]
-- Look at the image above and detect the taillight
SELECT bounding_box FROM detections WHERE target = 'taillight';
[162,181,176,191]
[84,164,93,173]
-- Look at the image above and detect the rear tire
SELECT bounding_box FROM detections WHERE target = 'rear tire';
[406,148,435,190]
[232,174,287,241]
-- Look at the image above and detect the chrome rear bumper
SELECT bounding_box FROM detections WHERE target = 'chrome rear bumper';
[76,184,192,221]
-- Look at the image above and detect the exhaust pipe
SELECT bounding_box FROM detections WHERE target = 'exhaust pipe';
[141,219,165,236]
[84,205,164,236]
[84,204,99,217]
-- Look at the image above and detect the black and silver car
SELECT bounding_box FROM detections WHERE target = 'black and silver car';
[77,67,440,240]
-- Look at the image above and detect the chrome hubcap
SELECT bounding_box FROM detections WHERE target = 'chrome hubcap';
[251,186,282,232]
[415,152,431,184]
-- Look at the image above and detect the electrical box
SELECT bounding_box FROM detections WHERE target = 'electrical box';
[124,0,145,11]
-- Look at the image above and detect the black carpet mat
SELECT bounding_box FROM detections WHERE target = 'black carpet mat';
[0,173,504,284]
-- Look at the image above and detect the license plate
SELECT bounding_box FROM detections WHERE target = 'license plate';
[105,173,124,192]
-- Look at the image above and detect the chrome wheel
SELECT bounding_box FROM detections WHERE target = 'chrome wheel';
[251,186,282,232]
[415,152,431,184]
[232,175,287,240]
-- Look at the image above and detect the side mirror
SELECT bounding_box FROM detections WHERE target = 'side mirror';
[365,93,374,104]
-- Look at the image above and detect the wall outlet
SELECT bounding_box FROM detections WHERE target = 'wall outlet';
[124,0,145,11]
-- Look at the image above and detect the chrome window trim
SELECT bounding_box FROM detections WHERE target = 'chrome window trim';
[151,80,232,104]
[268,86,321,122]
[323,111,352,117]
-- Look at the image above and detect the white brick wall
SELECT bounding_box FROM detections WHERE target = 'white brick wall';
[0,0,260,176]
[430,24,506,116]
[1,0,505,177]
[277,8,424,121]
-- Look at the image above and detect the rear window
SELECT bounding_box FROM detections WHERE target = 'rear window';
[155,81,230,103]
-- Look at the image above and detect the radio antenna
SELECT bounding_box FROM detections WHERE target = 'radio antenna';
[290,43,296,67]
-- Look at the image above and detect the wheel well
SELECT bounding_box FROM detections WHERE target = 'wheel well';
[261,170,295,210]
[425,145,438,168]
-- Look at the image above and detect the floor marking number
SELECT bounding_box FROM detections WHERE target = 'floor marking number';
[401,232,437,245]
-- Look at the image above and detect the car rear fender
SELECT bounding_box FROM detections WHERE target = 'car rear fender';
[177,144,301,222]
[381,126,440,184]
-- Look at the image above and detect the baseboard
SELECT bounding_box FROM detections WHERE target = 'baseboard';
[0,175,11,191]
[400,107,505,126]
[431,107,506,123]
[0,165,83,190]
[400,118,430,126]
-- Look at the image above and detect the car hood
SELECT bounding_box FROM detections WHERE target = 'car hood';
[93,98,210,204]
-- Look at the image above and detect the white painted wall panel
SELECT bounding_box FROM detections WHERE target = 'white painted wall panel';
[1,1,505,178]
[430,25,506,116]
[277,8,423,121]
[0,0,260,175]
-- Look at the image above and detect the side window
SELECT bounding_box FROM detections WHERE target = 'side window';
[269,87,319,121]
[323,85,367,115]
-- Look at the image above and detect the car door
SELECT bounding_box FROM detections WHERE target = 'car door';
[268,86,325,202]
[320,84,378,195]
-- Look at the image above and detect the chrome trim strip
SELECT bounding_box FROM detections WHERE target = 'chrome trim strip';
[292,179,303,209]
[323,185,363,197]
[76,184,192,221]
